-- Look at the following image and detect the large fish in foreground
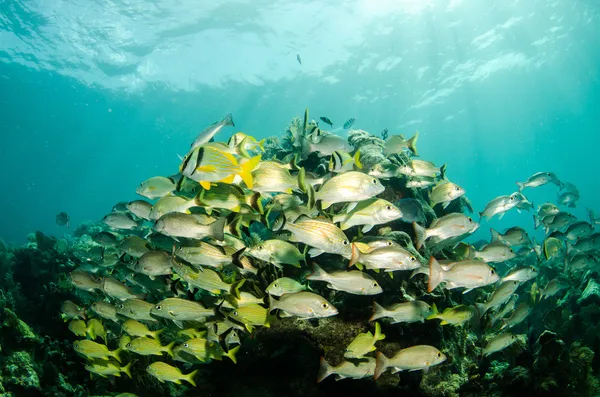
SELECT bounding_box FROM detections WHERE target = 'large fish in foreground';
[428,257,499,293]
[374,345,446,380]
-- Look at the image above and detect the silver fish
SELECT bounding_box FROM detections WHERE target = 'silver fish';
[369,301,432,324]
[268,291,338,319]
[306,264,382,295]
[191,113,234,149]
[428,257,499,294]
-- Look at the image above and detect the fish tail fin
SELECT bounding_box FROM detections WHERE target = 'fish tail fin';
[121,361,132,378]
[354,150,363,169]
[440,164,447,180]
[306,184,316,210]
[413,222,427,250]
[516,181,524,191]
[86,323,97,340]
[238,154,262,189]
[226,345,240,364]
[112,348,122,364]
[257,138,266,152]
[165,341,176,358]
[374,321,385,341]
[426,302,439,320]
[317,356,333,383]
[374,352,389,380]
[349,242,361,268]
[153,329,165,339]
[222,113,234,127]
[268,295,278,314]
[474,302,487,318]
[306,263,328,281]
[370,301,386,322]
[230,279,246,300]
[428,256,444,293]
[533,215,540,230]
[297,166,307,193]
[208,217,226,241]
[186,369,199,387]
[490,228,500,242]
[408,132,419,156]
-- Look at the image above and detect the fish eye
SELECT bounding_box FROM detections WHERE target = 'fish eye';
[273,283,278,287]
[147,366,151,370]
[372,282,379,288]
[437,352,442,358]
[184,343,189,348]
[532,267,537,272]
[490,269,496,275]
[467,217,473,222]
[155,305,162,310]
[385,205,392,210]
[342,240,349,246]
[74,342,79,348]
[386,241,393,246]
[455,186,460,191]
[410,256,416,262]
[321,303,329,309]
[372,179,378,184]
[233,311,238,316]
[126,343,131,348]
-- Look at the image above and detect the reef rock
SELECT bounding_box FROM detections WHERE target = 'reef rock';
[577,278,600,306]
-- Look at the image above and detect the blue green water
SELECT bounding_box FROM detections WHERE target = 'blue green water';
[1,0,599,244]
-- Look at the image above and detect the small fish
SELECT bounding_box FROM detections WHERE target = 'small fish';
[227,304,271,332]
[151,298,214,324]
[426,303,475,326]
[266,277,309,296]
[344,322,386,359]
[565,221,593,241]
[475,280,520,316]
[343,117,356,129]
[100,276,144,301]
[319,117,333,127]
[116,299,156,322]
[296,54,302,65]
[227,132,265,157]
[148,195,197,220]
[175,241,233,269]
[191,113,234,150]
[122,319,164,339]
[474,242,515,263]
[154,214,226,241]
[406,177,437,189]
[133,251,173,278]
[197,183,262,215]
[413,213,479,250]
[543,237,563,260]
[396,198,424,223]
[246,240,304,268]
[119,235,152,258]
[539,279,568,300]
[69,270,101,292]
[501,266,538,283]
[429,181,465,209]
[517,172,561,191]
[126,200,152,221]
[483,333,519,356]
[268,291,338,319]
[282,216,352,259]
[317,357,376,382]
[302,134,352,157]
[367,162,402,180]
[558,191,578,208]
[384,132,419,156]
[538,202,560,218]
[136,176,176,199]
[171,260,244,297]
[479,193,522,221]
[146,361,198,386]
[369,301,432,324]
[307,264,382,295]
[490,227,531,247]
[316,172,385,210]
[252,166,305,195]
[61,300,87,321]
[90,301,120,323]
[180,145,261,190]
[333,198,402,233]
[329,150,362,173]
[102,211,139,230]
[73,340,122,363]
[374,345,446,380]
[56,211,70,227]
[428,257,499,294]
[489,294,519,327]
[126,337,175,357]
[500,302,532,330]
[85,361,132,378]
[179,338,239,363]
[87,318,107,344]
[225,330,241,349]
[68,319,87,337]
[349,243,420,272]
[398,160,445,178]
[220,291,265,309]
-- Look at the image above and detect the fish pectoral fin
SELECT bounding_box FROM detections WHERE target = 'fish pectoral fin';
[308,248,325,257]
[462,288,474,294]
[196,165,216,172]
[346,202,358,212]
[199,181,212,190]
[220,174,236,184]
[279,311,294,318]
[361,224,374,233]
[169,310,177,317]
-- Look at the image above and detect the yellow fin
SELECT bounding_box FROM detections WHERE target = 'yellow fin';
[200,181,212,190]
[238,155,262,189]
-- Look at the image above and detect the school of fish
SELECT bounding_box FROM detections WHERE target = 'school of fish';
[61,109,600,388]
